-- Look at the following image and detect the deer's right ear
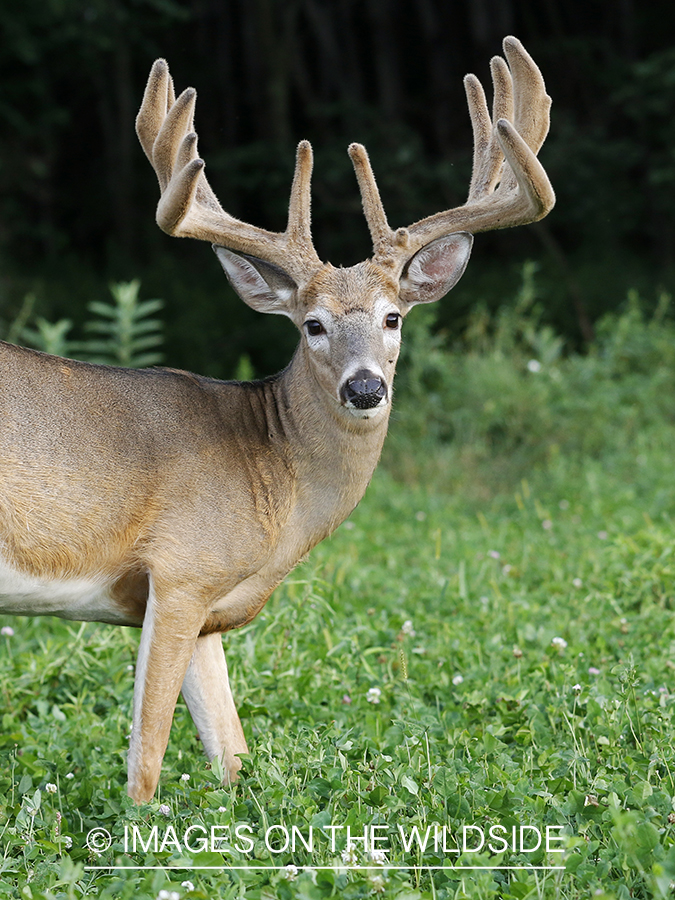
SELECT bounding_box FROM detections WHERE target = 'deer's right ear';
[213,246,297,317]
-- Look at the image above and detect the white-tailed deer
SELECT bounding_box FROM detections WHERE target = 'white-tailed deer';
[0,37,553,802]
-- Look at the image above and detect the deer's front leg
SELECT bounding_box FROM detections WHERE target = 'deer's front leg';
[127,580,205,803]
[181,632,248,782]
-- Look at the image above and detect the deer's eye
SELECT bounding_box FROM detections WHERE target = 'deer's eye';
[305,319,325,337]
[385,312,401,330]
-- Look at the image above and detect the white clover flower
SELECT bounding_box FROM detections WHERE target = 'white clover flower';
[502,564,512,574]
[370,873,387,892]
[366,687,381,704]
[65,772,74,780]
[217,806,227,813]
[572,683,582,693]
[588,666,600,675]
[551,636,567,650]
[452,674,464,685]
[158,804,171,816]
[282,865,298,881]
[342,845,359,864]
[180,773,190,783]
[597,530,608,540]
[1,626,14,636]
[527,359,541,372]
[488,550,500,559]
[63,835,73,848]
[181,882,194,892]
[369,848,387,865]
[45,782,57,794]
[542,519,553,530]
[572,578,583,588]
[401,619,416,636]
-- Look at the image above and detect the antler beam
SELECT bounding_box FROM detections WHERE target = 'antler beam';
[349,36,555,274]
[136,59,322,284]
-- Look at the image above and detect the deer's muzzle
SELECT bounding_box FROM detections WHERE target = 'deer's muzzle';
[341,369,387,410]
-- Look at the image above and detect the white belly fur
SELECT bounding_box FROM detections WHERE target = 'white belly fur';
[0,552,125,623]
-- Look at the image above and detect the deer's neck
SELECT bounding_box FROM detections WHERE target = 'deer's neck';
[270,344,390,539]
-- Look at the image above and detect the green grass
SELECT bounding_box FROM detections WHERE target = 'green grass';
[1,416,675,899]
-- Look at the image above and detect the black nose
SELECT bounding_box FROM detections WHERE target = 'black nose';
[341,369,387,409]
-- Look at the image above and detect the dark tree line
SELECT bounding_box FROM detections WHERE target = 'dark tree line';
[1,0,675,375]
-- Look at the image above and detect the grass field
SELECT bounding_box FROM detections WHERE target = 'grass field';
[2,294,675,898]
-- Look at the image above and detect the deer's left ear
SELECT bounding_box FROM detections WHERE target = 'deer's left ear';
[398,232,473,310]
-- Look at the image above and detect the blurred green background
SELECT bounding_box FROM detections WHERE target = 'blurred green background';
[1,0,675,378]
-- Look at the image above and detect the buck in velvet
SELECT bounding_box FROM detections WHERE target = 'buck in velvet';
[0,37,554,802]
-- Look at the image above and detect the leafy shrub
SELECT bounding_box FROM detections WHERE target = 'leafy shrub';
[16,280,163,368]
[386,264,675,493]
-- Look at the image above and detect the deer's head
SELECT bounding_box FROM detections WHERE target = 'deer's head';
[136,38,554,423]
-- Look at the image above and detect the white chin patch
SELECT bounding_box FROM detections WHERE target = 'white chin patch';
[344,402,387,420]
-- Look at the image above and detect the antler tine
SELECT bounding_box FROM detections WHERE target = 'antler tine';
[348,144,393,253]
[286,141,315,248]
[152,87,196,192]
[136,58,175,165]
[348,143,412,266]
[366,36,554,274]
[466,54,513,202]
[504,36,551,157]
[137,60,322,282]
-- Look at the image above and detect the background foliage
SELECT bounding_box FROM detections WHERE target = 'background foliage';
[2,0,675,377]
[2,290,675,898]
